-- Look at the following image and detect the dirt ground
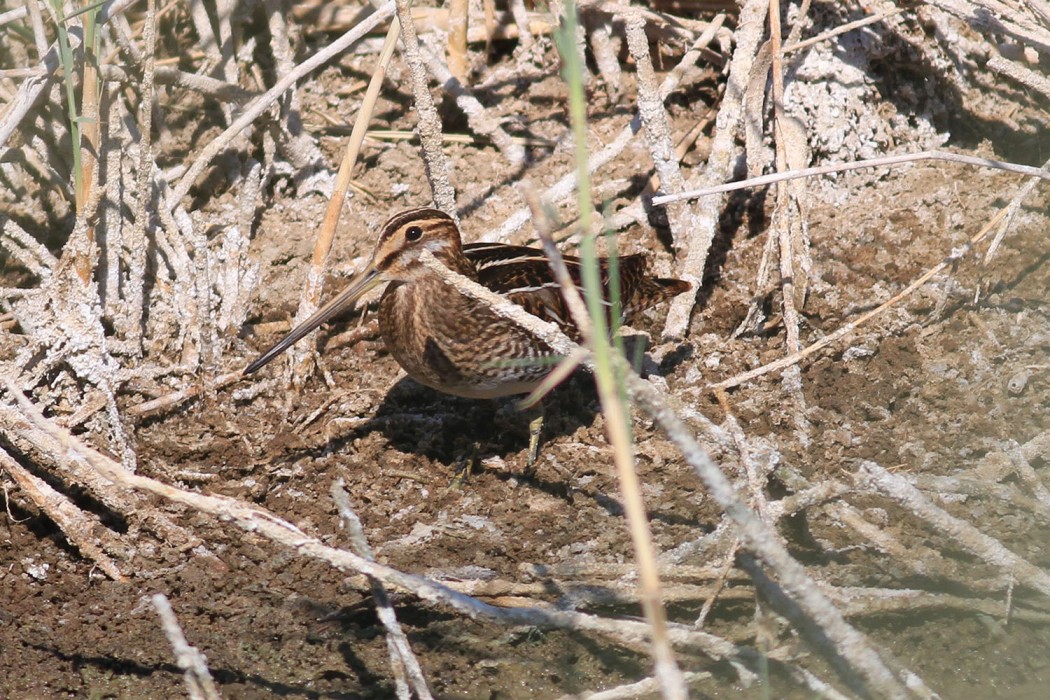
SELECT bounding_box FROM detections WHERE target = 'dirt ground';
[2,2,1050,699]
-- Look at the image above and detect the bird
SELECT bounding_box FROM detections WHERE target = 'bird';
[244,207,690,462]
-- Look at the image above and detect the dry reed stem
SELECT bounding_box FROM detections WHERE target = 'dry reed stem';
[284,18,400,384]
[661,0,769,341]
[508,0,535,49]
[422,46,526,166]
[557,671,714,700]
[447,0,469,83]
[709,165,1046,389]
[332,481,434,700]
[100,64,254,101]
[826,585,1050,624]
[909,473,1050,524]
[927,0,1050,52]
[265,0,329,179]
[588,18,620,102]
[766,0,813,437]
[982,154,1050,263]
[126,0,158,356]
[394,0,457,215]
[0,32,59,156]
[783,6,905,54]
[24,1,47,57]
[0,219,57,276]
[624,15,702,259]
[100,85,125,329]
[651,150,1050,205]
[75,8,102,285]
[152,594,222,700]
[858,461,1050,598]
[170,2,396,207]
[125,369,244,419]
[480,20,723,243]
[0,447,125,580]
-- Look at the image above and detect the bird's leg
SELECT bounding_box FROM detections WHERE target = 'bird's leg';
[524,402,545,471]
[449,441,479,488]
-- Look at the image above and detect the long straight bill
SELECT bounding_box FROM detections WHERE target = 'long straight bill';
[243,268,383,374]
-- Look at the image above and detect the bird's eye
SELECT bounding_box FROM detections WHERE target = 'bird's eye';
[405,226,424,241]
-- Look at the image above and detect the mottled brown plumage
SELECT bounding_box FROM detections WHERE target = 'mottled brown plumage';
[245,208,689,398]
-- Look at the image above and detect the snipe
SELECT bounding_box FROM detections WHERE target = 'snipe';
[245,207,689,399]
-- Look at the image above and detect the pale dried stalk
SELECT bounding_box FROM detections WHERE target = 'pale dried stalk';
[909,473,1050,524]
[265,0,329,176]
[767,0,813,435]
[423,47,526,166]
[827,585,1050,624]
[589,18,621,102]
[447,0,469,83]
[394,0,457,215]
[24,0,47,57]
[783,6,905,54]
[983,154,1050,262]
[152,594,222,700]
[508,0,535,48]
[652,151,1050,205]
[0,219,57,277]
[0,447,125,580]
[622,386,909,698]
[75,6,102,286]
[518,160,685,696]
[661,0,769,341]
[926,0,1050,52]
[284,18,400,384]
[480,20,724,243]
[0,36,59,161]
[125,0,158,355]
[170,2,396,207]
[624,15,701,260]
[857,461,1050,598]
[558,671,714,700]
[125,369,244,418]
[100,85,125,326]
[100,64,254,101]
[331,481,434,700]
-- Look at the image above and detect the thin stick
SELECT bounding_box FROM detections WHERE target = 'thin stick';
[858,461,1050,598]
[783,7,905,54]
[284,18,400,382]
[708,195,1018,390]
[447,0,468,83]
[127,0,158,355]
[652,150,1050,206]
[624,14,700,259]
[394,0,457,215]
[660,0,768,340]
[169,2,395,207]
[152,594,222,700]
[331,481,434,699]
[0,447,125,580]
